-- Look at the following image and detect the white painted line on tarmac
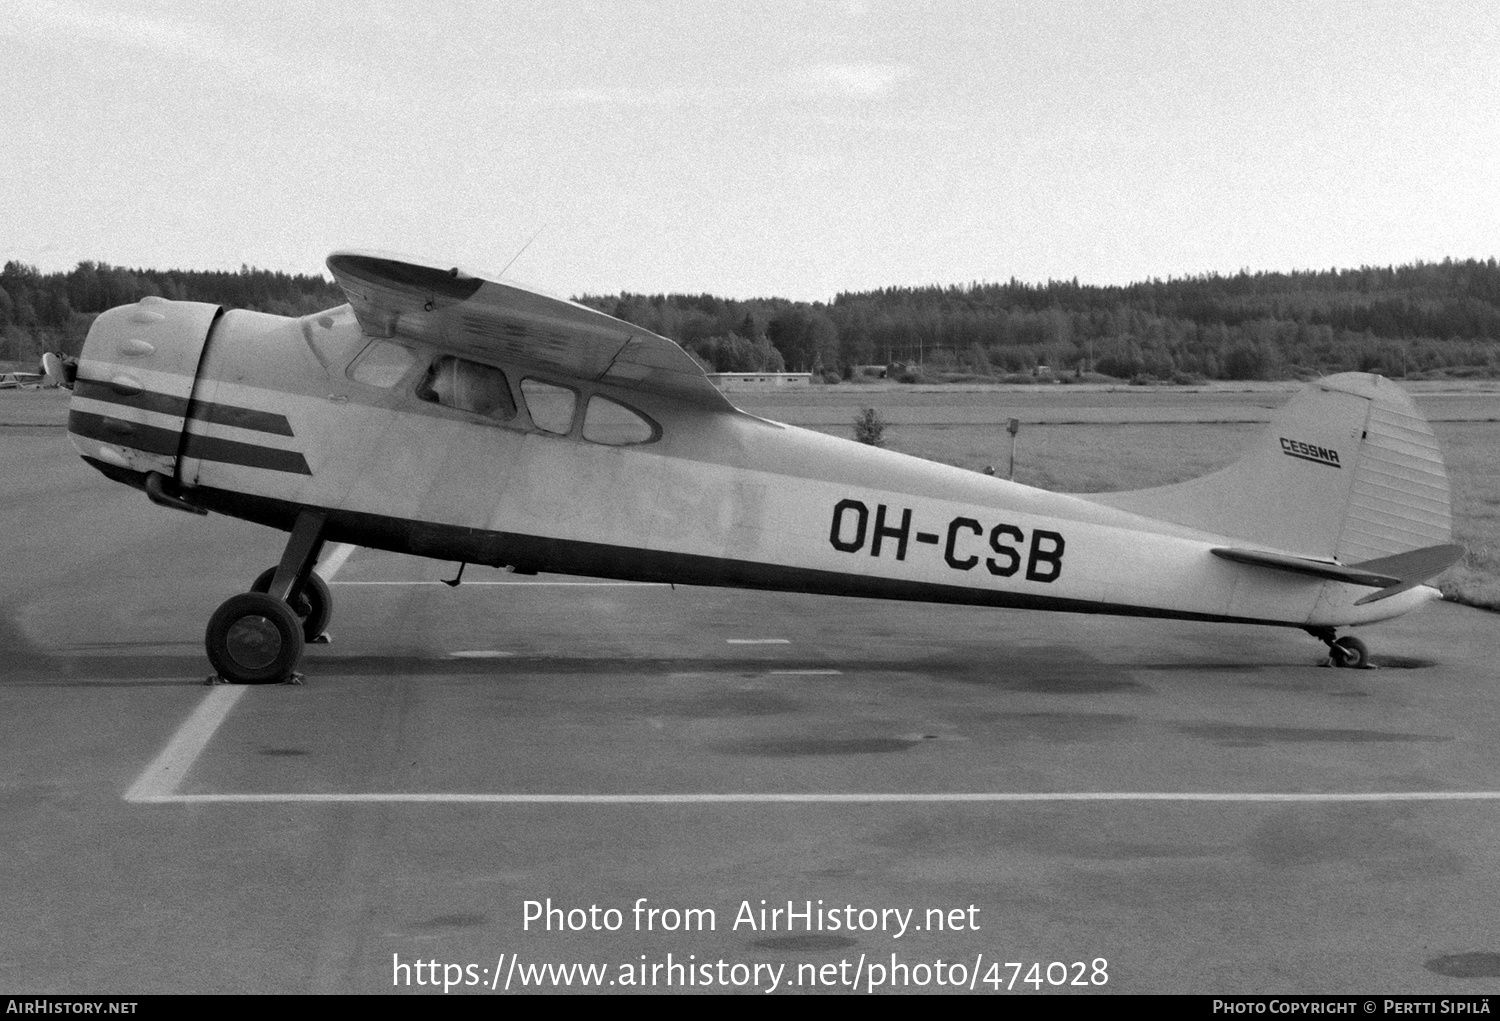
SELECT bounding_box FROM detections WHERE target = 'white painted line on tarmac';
[123,686,247,802]
[126,543,359,804]
[727,638,791,644]
[447,650,516,659]
[126,790,1500,805]
[769,670,843,675]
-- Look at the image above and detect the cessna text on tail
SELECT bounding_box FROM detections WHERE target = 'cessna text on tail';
[63,253,1464,683]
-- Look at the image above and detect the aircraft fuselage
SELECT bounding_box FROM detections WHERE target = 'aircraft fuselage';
[67,300,1437,635]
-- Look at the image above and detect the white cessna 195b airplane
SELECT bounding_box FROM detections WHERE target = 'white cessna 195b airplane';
[64,252,1464,683]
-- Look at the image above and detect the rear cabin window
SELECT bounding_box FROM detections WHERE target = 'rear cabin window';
[348,340,416,387]
[520,379,577,434]
[582,395,657,445]
[416,356,517,421]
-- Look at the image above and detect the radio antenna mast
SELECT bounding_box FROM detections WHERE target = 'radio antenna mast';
[498,225,546,280]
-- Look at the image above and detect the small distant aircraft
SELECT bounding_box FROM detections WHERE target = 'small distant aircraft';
[1,353,74,389]
[64,253,1464,682]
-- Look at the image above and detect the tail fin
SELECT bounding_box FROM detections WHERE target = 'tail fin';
[1093,372,1453,561]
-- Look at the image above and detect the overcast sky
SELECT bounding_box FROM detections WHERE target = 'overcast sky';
[5,1,1497,301]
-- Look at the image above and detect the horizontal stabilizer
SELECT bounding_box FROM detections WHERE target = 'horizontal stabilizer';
[1348,543,1466,581]
[1212,542,1465,600]
[1350,543,1466,605]
[1211,548,1400,588]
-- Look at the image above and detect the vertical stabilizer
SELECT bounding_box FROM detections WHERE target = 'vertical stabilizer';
[1093,373,1452,560]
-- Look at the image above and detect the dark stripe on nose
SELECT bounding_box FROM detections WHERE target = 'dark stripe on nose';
[73,377,295,436]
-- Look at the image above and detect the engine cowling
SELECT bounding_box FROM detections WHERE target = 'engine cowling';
[67,296,221,481]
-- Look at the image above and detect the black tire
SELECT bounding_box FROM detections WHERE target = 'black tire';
[1332,636,1370,669]
[205,592,305,684]
[251,567,332,642]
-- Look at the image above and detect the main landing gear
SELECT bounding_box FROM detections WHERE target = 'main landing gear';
[205,511,332,684]
[1306,627,1371,669]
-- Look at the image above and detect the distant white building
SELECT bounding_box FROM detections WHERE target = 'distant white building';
[706,372,813,390]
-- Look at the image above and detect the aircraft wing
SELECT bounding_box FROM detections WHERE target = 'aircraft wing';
[326,251,734,411]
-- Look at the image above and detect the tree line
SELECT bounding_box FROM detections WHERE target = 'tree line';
[580,258,1500,381]
[0,261,343,363]
[5,257,1499,381]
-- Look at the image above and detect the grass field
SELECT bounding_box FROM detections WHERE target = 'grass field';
[1433,423,1500,610]
[814,419,1500,612]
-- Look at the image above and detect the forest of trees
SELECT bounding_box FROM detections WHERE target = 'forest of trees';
[0,261,343,364]
[582,259,1500,382]
[6,257,1500,382]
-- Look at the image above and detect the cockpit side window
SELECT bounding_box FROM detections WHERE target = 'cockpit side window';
[348,340,417,388]
[582,395,658,445]
[416,356,517,421]
[520,379,578,435]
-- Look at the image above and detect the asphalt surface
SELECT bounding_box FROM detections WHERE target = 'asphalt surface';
[4,409,1500,995]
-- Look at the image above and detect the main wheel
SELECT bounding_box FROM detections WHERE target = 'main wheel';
[205,592,304,684]
[1331,635,1370,669]
[251,568,332,642]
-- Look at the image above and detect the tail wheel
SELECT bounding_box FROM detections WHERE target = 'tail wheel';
[251,568,332,642]
[205,593,304,684]
[1331,636,1370,669]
